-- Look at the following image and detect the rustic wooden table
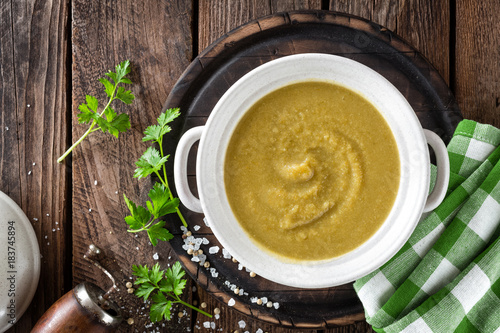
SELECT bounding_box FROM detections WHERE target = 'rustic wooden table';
[2,1,499,332]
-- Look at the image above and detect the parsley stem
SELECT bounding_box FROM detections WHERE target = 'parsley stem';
[57,121,97,163]
[158,137,188,228]
[175,298,213,318]
[57,84,119,164]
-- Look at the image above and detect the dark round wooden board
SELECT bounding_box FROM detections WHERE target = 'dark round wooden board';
[162,11,462,329]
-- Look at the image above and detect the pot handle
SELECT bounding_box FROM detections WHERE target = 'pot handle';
[422,129,450,212]
[174,126,204,213]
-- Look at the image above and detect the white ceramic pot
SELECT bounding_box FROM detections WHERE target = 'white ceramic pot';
[174,53,450,288]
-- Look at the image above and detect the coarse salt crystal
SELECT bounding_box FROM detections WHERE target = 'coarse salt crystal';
[209,246,220,254]
[180,226,187,232]
[202,237,209,245]
[193,225,201,231]
[238,264,244,271]
[52,229,55,232]
[94,180,98,185]
[222,248,231,259]
[203,217,210,226]
[203,322,210,328]
[89,209,92,212]
[153,253,159,260]
[239,289,244,296]
[5,127,8,130]
[33,218,38,221]
[198,254,206,264]
[211,322,216,329]
[215,314,220,320]
[28,171,32,175]
[44,235,48,239]
[228,298,235,306]
[191,256,200,262]
[273,302,280,309]
[261,297,268,304]
[238,320,246,328]
[46,213,49,216]
[250,297,258,303]
[257,329,263,333]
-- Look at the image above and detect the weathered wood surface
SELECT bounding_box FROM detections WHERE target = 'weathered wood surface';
[455,1,500,127]
[70,0,193,332]
[1,0,69,332]
[1,0,499,332]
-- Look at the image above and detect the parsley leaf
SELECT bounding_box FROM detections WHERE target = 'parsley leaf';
[132,262,212,323]
[150,294,172,322]
[86,95,98,112]
[123,182,177,246]
[57,60,134,163]
[147,221,174,246]
[134,147,169,179]
[123,194,152,230]
[116,86,135,104]
[142,108,181,142]
[77,104,95,124]
[147,183,179,219]
[98,77,115,98]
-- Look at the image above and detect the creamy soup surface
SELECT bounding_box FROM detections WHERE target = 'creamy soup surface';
[224,81,400,261]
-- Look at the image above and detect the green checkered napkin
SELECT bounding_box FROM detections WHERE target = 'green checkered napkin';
[354,120,500,333]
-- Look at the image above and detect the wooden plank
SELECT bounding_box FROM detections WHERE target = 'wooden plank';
[329,0,450,84]
[71,0,193,331]
[197,3,323,332]
[325,2,450,332]
[1,0,69,332]
[329,0,373,20]
[395,0,450,84]
[198,0,322,51]
[455,1,500,127]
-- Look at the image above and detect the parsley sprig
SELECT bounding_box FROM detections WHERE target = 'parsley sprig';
[57,60,134,163]
[123,108,187,245]
[132,262,212,322]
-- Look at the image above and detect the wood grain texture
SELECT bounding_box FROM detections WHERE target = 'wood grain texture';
[329,0,450,84]
[455,1,500,127]
[71,0,193,331]
[198,0,322,51]
[1,0,69,332]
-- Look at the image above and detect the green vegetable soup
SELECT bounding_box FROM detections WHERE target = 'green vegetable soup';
[224,81,400,261]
